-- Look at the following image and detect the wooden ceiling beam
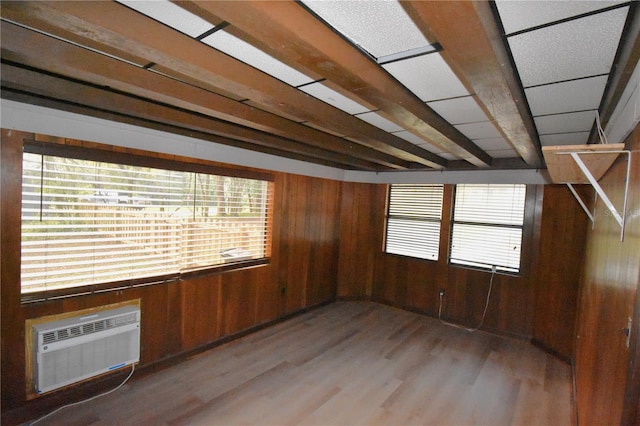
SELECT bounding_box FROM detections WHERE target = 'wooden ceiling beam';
[592,1,640,140]
[2,89,368,171]
[181,0,491,167]
[1,63,384,171]
[0,1,446,169]
[0,22,409,170]
[402,0,543,168]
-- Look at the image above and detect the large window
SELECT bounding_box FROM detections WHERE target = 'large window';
[384,184,444,260]
[21,147,272,295]
[449,184,526,273]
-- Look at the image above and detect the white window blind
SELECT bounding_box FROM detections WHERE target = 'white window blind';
[385,184,444,260]
[450,184,526,273]
[21,152,271,294]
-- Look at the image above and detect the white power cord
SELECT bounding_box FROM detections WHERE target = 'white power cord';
[30,363,135,425]
[438,266,496,333]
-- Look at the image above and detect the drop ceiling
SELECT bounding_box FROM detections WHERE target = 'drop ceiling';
[0,0,637,173]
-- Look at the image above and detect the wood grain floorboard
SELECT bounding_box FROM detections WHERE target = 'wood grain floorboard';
[34,302,573,425]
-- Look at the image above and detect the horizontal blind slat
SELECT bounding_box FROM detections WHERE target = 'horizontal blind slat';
[451,184,526,273]
[21,153,272,293]
[385,184,443,260]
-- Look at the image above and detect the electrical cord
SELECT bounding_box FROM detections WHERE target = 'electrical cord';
[438,266,496,333]
[30,363,135,425]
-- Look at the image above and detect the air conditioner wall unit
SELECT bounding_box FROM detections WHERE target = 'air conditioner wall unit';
[32,305,140,394]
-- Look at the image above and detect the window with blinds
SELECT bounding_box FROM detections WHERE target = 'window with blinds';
[385,184,444,260]
[450,184,526,273]
[21,152,272,294]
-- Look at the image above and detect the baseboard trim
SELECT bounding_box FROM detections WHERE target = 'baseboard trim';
[370,297,533,342]
[531,338,572,365]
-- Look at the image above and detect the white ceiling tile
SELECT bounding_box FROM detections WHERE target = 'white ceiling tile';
[495,1,627,35]
[455,122,502,140]
[526,75,608,116]
[301,0,431,59]
[472,137,512,151]
[439,153,458,161]
[509,7,628,87]
[535,110,596,134]
[486,149,519,158]
[393,131,445,153]
[202,30,314,87]
[383,53,469,102]
[299,82,370,115]
[356,112,404,133]
[427,96,489,124]
[118,0,213,38]
[540,132,591,146]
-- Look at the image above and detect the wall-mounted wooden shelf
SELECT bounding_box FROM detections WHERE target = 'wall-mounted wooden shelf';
[542,143,625,183]
[542,143,631,241]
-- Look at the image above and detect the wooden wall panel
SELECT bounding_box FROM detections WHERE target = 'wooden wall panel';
[1,133,341,422]
[305,178,341,306]
[336,182,385,299]
[1,129,31,409]
[181,275,222,351]
[366,185,541,338]
[219,268,259,336]
[271,174,341,313]
[575,125,640,426]
[335,181,587,345]
[532,185,589,360]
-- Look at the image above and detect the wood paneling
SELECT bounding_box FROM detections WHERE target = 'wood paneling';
[336,182,589,349]
[1,129,32,408]
[532,185,590,360]
[336,182,385,299]
[575,125,640,426]
[1,132,341,423]
[273,174,341,313]
[362,185,541,339]
[304,178,342,306]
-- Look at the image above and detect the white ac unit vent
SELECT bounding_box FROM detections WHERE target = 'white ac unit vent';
[33,305,140,394]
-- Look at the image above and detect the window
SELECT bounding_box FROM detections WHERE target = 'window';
[450,184,526,273]
[384,184,444,260]
[21,148,272,295]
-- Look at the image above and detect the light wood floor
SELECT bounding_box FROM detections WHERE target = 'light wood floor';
[36,302,573,425]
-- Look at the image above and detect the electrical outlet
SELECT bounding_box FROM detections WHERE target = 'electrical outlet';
[439,288,445,297]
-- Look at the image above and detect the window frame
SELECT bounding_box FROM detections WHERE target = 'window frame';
[383,183,445,262]
[20,140,274,303]
[448,183,527,275]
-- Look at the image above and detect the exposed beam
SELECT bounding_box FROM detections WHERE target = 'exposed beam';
[2,89,371,171]
[0,22,409,170]
[2,88,369,171]
[402,0,543,168]
[0,1,447,169]
[1,63,385,171]
[180,0,491,167]
[592,1,640,140]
